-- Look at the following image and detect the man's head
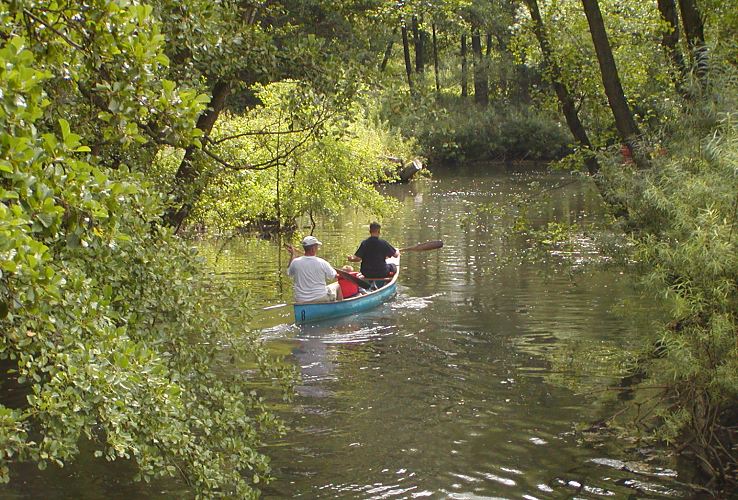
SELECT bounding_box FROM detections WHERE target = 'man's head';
[369,222,381,236]
[301,235,321,255]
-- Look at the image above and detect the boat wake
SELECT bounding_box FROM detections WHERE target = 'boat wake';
[391,292,444,311]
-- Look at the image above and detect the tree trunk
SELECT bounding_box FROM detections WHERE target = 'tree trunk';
[402,21,415,94]
[580,0,644,166]
[678,0,707,81]
[656,0,686,79]
[524,0,599,175]
[471,30,489,106]
[420,16,427,73]
[485,33,493,57]
[412,15,424,73]
[432,23,440,94]
[380,26,397,72]
[461,34,468,98]
[166,80,231,230]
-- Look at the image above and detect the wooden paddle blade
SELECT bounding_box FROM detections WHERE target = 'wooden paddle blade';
[399,240,444,252]
[335,268,372,289]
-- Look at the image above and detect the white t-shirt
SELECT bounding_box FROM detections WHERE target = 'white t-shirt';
[287,256,337,303]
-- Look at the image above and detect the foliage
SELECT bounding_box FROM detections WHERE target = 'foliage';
[602,107,738,485]
[190,82,409,234]
[511,0,675,148]
[152,0,275,86]
[0,2,295,496]
[149,0,414,230]
[381,93,570,164]
[9,0,208,171]
[153,0,386,98]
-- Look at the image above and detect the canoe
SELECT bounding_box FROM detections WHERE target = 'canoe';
[293,257,399,324]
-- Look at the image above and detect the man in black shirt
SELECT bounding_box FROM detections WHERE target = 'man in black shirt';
[347,222,400,278]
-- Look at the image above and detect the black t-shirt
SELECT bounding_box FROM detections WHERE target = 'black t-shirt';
[355,236,396,278]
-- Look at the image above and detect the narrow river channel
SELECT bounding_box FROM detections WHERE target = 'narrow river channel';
[205,164,696,498]
[2,164,699,498]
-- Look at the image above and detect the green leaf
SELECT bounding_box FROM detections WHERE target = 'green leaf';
[58,119,71,141]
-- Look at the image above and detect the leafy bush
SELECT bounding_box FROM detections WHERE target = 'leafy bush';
[600,72,738,487]
[380,95,570,164]
[191,83,410,233]
[0,5,293,497]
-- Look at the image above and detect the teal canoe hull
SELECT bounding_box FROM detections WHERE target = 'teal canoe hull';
[293,258,399,324]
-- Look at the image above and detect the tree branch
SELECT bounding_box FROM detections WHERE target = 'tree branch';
[210,124,327,145]
[22,8,86,52]
[202,104,337,171]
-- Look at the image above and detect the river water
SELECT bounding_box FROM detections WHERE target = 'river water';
[2,165,699,498]
[206,164,695,498]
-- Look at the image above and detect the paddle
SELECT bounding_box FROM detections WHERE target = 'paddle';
[262,303,288,310]
[338,241,441,288]
[334,267,372,289]
[399,240,443,252]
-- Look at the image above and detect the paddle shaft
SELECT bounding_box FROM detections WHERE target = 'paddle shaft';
[262,303,288,310]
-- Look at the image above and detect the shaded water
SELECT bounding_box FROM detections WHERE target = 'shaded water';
[1,165,698,498]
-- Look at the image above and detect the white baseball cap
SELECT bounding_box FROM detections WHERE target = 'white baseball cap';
[301,235,322,247]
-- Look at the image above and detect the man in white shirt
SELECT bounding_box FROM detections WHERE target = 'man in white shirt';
[286,236,342,303]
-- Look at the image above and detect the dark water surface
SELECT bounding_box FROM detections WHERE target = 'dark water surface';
[2,165,698,498]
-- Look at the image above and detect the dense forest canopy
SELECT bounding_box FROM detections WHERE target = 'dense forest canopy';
[0,0,736,496]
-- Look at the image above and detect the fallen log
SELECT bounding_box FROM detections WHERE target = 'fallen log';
[398,158,423,182]
[382,157,424,183]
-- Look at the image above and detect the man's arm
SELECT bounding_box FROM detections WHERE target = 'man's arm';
[285,244,298,267]
[322,260,339,281]
[347,242,364,262]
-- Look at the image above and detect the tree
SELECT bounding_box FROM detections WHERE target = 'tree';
[380,26,397,71]
[166,80,233,231]
[461,34,469,97]
[160,0,392,230]
[402,19,415,94]
[523,0,600,175]
[412,14,425,73]
[471,29,489,106]
[677,0,708,81]
[580,0,645,166]
[191,83,409,232]
[432,23,441,94]
[657,0,687,79]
